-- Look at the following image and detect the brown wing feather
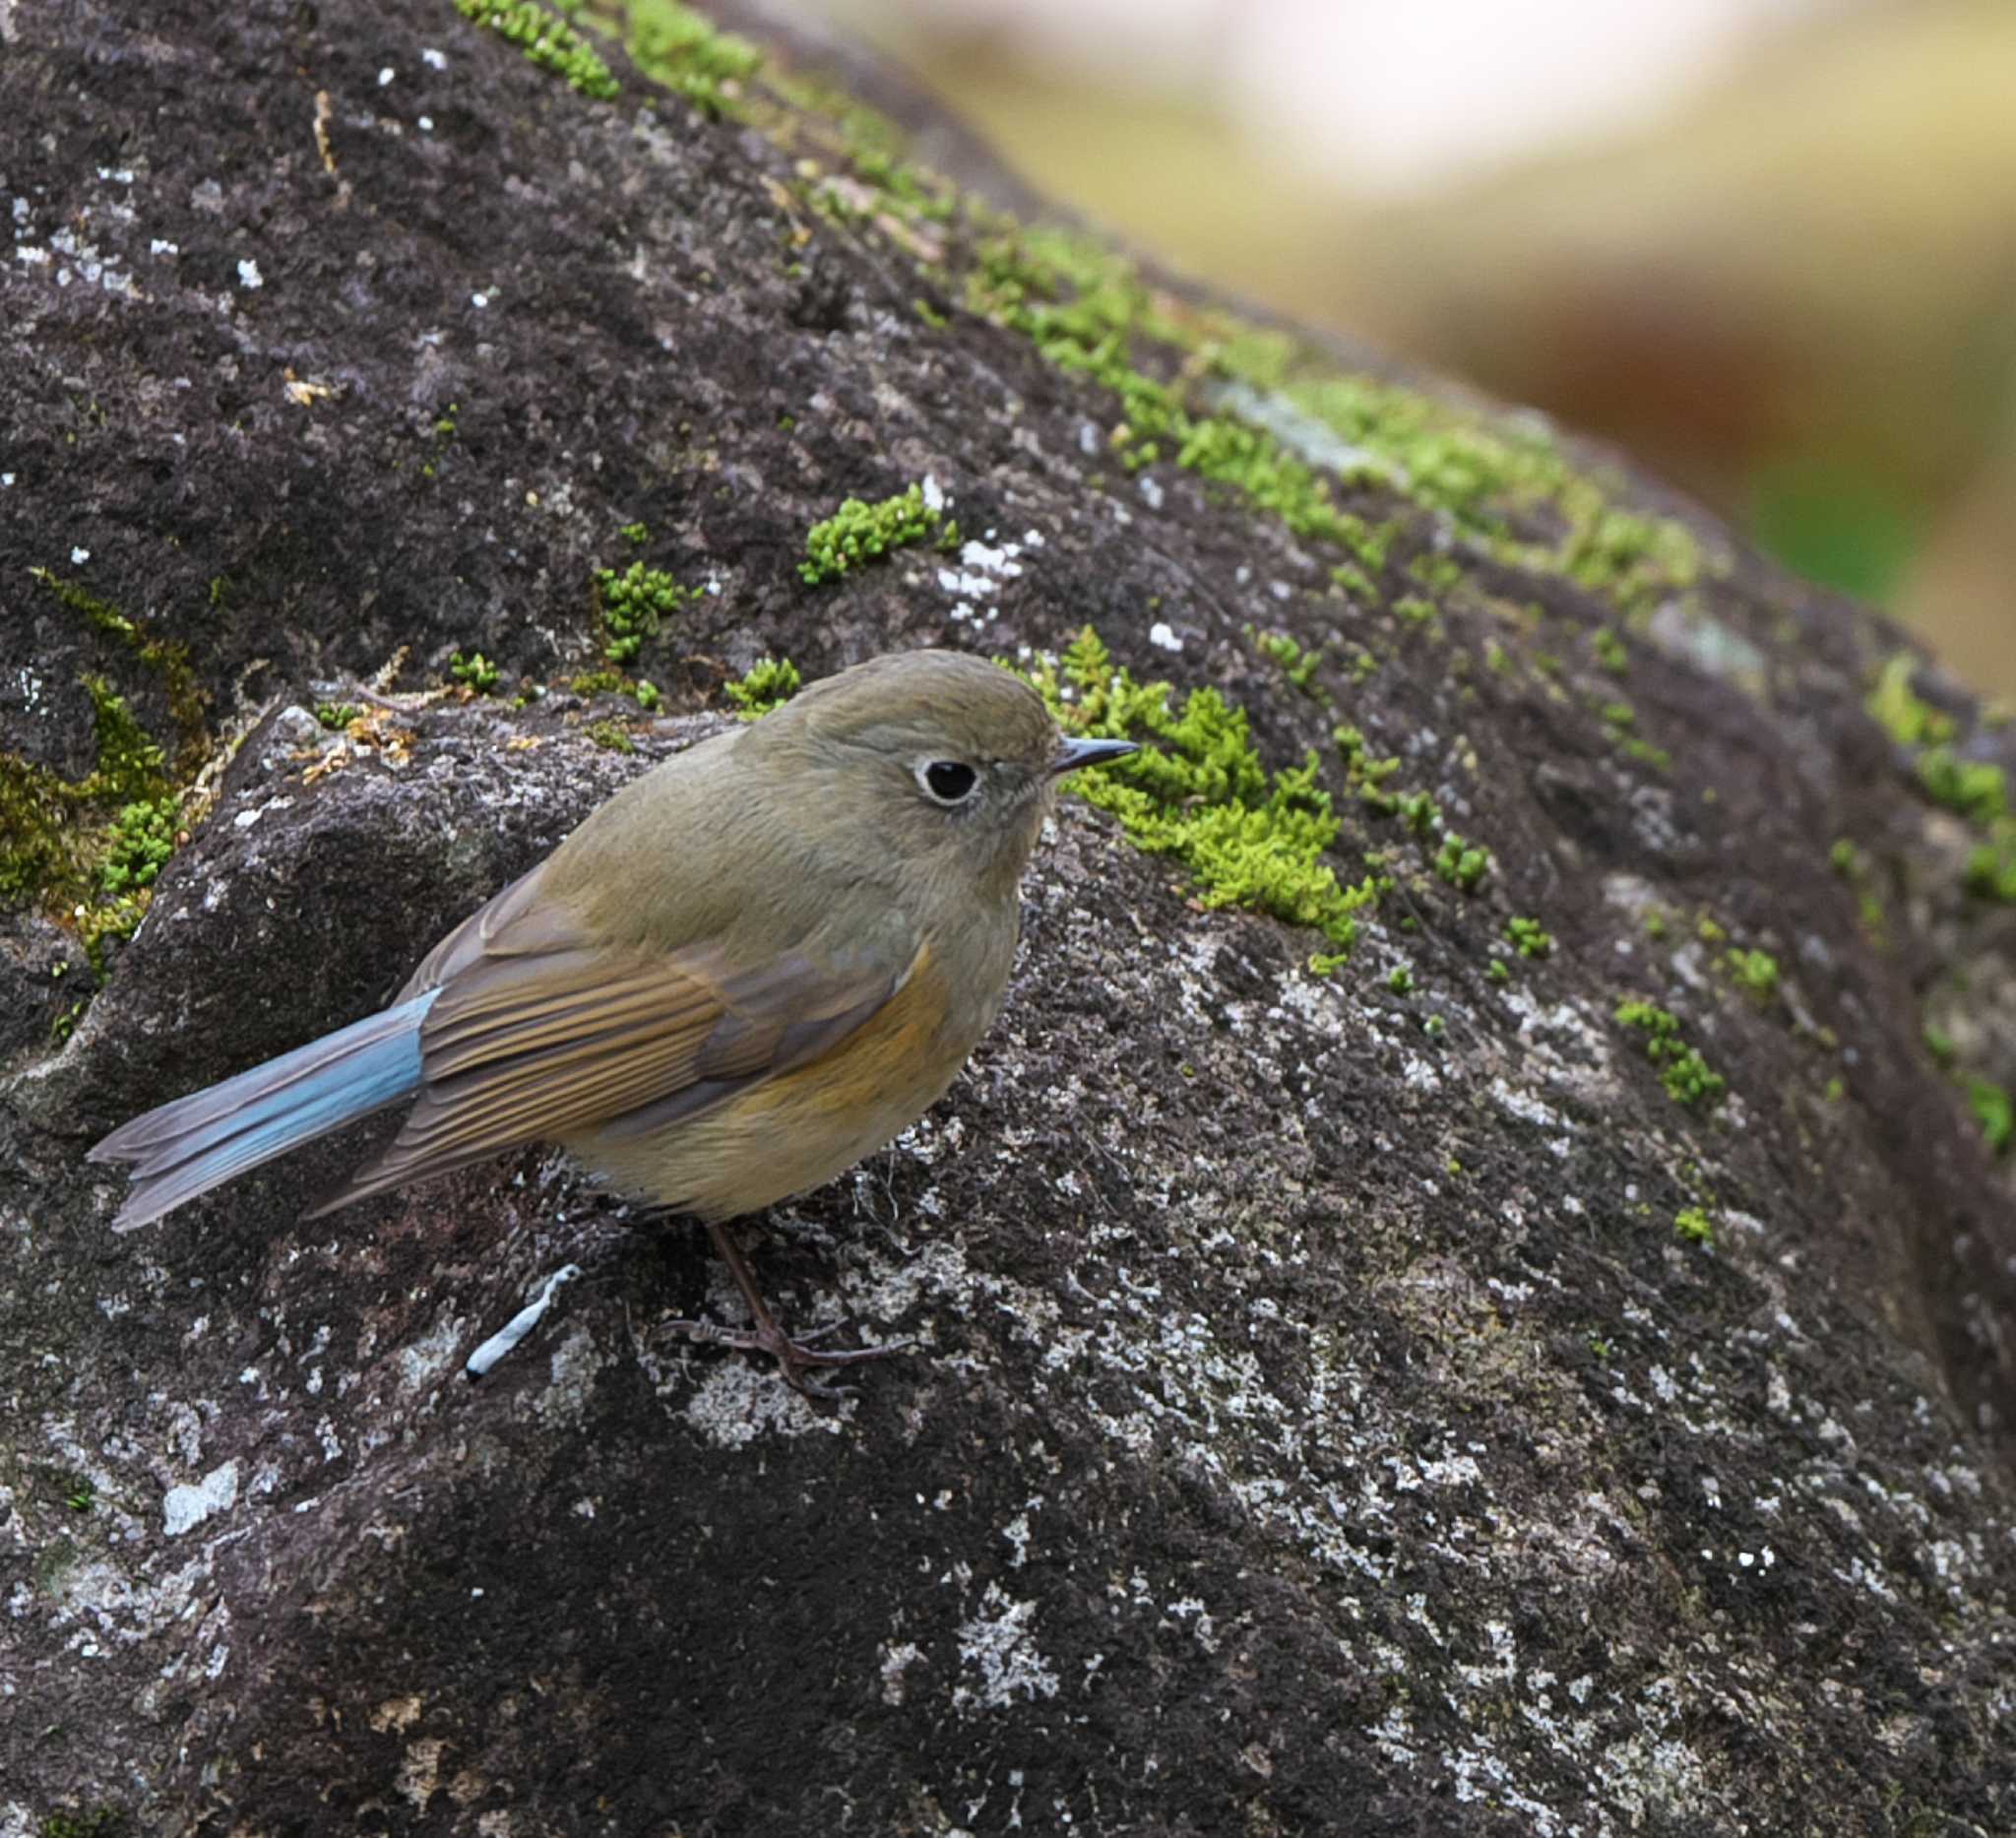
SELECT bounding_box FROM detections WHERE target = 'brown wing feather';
[307,902,919,1217]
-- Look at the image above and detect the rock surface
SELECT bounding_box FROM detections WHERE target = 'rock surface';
[3,2,2014,1833]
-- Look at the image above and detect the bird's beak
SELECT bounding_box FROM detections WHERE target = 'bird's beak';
[1049,735,1139,777]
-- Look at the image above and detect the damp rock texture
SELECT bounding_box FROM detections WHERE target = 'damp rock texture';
[5,3,2015,1833]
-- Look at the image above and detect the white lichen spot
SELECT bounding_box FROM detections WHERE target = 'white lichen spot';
[236,258,262,289]
[1148,620,1181,653]
[954,1582,1059,1710]
[421,45,447,69]
[162,1460,238,1537]
[679,1357,848,1447]
[880,1639,924,1705]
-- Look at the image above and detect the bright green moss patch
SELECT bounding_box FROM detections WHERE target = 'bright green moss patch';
[1505,917,1553,959]
[1386,965,1415,994]
[1433,832,1490,893]
[626,0,763,108]
[595,561,696,665]
[1616,999,1728,1109]
[1866,654,1955,748]
[1863,655,2015,907]
[725,657,801,719]
[315,702,358,731]
[1251,629,1323,694]
[955,227,1706,617]
[1917,748,2006,825]
[1,673,180,973]
[449,651,501,693]
[100,798,176,895]
[800,484,941,584]
[1969,1078,2012,1155]
[1725,948,1780,999]
[1028,628,1380,957]
[1966,834,2016,903]
[1674,1206,1715,1246]
[455,0,619,98]
[587,719,636,754]
[1591,626,1628,673]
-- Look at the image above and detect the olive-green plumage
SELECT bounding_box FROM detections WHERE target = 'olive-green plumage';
[91,649,1134,1387]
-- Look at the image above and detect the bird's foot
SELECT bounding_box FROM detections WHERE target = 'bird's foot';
[665,1312,912,1400]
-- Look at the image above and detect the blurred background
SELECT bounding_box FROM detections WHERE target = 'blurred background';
[806,0,2016,694]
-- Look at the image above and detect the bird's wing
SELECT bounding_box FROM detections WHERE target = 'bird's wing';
[308,898,919,1216]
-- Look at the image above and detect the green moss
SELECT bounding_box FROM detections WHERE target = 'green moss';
[1866,653,1954,748]
[1674,1206,1715,1246]
[1964,832,2016,902]
[620,521,651,545]
[1917,748,2006,825]
[725,656,802,719]
[595,560,695,665]
[314,702,358,731]
[455,0,619,98]
[1486,958,1511,984]
[31,568,207,772]
[626,0,764,109]
[1968,1078,2012,1155]
[1615,999,1728,1109]
[1505,917,1553,959]
[1591,626,1628,673]
[1922,1023,1956,1066]
[1252,628,1323,693]
[800,484,942,584]
[569,668,626,696]
[449,651,500,694]
[100,798,176,895]
[587,719,635,754]
[1725,947,1780,999]
[1432,832,1489,893]
[1861,653,2013,906]
[2,653,182,976]
[1395,791,1438,836]
[1386,964,1415,994]
[633,679,662,713]
[1393,595,1438,628]
[1027,628,1380,958]
[1408,552,1463,594]
[39,1813,126,1838]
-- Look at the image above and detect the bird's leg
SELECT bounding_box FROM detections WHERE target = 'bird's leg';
[666,1220,911,1400]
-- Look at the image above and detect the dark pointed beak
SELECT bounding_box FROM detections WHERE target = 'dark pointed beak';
[1050,735,1138,777]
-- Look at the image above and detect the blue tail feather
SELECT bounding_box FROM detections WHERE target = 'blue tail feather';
[90,991,439,1230]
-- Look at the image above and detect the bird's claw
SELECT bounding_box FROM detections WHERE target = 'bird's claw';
[664,1314,913,1400]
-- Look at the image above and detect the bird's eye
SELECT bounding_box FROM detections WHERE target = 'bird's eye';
[919,759,979,804]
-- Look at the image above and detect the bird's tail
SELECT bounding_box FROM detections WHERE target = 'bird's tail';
[89,991,440,1232]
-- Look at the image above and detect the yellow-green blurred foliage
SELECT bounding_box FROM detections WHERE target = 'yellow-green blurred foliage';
[833,0,2016,692]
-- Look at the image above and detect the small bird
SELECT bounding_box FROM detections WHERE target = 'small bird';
[91,649,1136,1393]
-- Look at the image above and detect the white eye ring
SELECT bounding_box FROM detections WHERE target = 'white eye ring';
[916,758,980,805]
